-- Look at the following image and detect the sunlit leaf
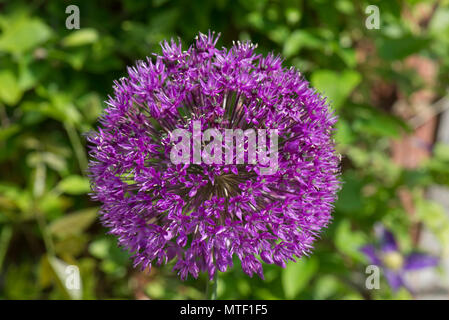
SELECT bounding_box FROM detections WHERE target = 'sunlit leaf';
[57,175,91,195]
[282,257,318,299]
[45,255,82,300]
[334,220,366,261]
[0,70,23,106]
[61,29,99,47]
[311,70,361,109]
[283,30,322,58]
[313,275,341,299]
[48,208,98,238]
[416,199,449,249]
[0,13,52,54]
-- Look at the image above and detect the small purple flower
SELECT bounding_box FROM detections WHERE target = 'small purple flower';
[361,226,439,291]
[87,31,341,280]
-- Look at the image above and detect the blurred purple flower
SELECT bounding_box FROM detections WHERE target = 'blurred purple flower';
[87,31,341,280]
[361,226,439,291]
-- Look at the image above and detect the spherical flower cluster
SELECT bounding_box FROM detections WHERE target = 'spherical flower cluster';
[88,31,341,280]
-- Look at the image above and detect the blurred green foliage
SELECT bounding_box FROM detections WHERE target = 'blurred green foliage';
[1,0,449,300]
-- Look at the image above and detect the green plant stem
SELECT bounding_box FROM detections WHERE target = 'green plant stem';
[64,122,88,173]
[33,160,55,257]
[0,225,13,274]
[35,208,56,257]
[206,272,218,300]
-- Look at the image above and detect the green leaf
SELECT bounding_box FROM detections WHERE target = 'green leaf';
[336,47,357,68]
[285,8,302,25]
[429,7,449,35]
[377,35,430,61]
[0,70,23,106]
[145,280,166,299]
[313,275,341,299]
[0,13,52,54]
[54,234,89,257]
[334,119,355,146]
[18,59,47,91]
[77,92,102,123]
[4,262,39,299]
[416,199,449,249]
[78,258,96,300]
[41,152,68,173]
[88,238,110,260]
[44,255,82,300]
[353,107,404,138]
[426,143,449,185]
[267,26,290,45]
[61,29,99,47]
[433,143,449,161]
[282,257,318,299]
[255,288,281,300]
[0,124,21,141]
[392,287,413,300]
[283,30,322,58]
[37,193,71,217]
[20,99,82,125]
[57,175,90,195]
[311,70,361,109]
[48,208,98,239]
[355,116,399,138]
[0,183,32,216]
[335,0,354,14]
[334,220,366,261]
[335,171,363,213]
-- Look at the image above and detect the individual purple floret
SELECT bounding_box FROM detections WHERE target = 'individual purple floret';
[361,226,439,291]
[87,31,341,280]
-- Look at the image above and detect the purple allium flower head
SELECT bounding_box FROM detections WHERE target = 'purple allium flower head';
[361,226,439,291]
[87,31,341,280]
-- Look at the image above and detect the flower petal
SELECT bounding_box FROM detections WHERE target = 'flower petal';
[360,245,381,265]
[384,269,403,291]
[404,253,439,271]
[379,227,398,252]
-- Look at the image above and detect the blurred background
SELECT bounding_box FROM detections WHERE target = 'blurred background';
[1,0,449,300]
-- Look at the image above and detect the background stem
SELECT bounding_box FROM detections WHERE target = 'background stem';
[206,272,218,300]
